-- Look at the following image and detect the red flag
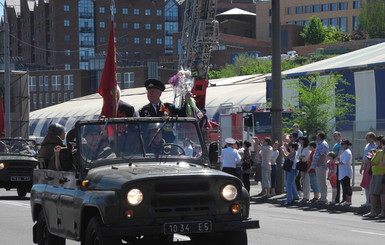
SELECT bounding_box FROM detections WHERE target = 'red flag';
[98,20,117,118]
[0,97,5,137]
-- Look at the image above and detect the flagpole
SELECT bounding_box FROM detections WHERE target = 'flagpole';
[110,0,116,118]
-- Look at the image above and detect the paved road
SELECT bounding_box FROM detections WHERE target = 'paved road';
[0,174,381,245]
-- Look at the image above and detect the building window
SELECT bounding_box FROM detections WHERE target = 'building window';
[58,93,62,103]
[64,34,70,41]
[330,3,338,11]
[122,23,128,29]
[64,20,70,26]
[145,38,151,44]
[322,19,329,26]
[64,5,69,11]
[156,24,162,30]
[339,2,348,10]
[286,7,291,14]
[51,93,56,104]
[39,94,43,108]
[157,38,162,44]
[295,6,302,14]
[100,36,106,43]
[33,94,37,109]
[99,22,105,28]
[156,10,162,16]
[321,4,329,12]
[134,23,139,29]
[330,18,337,28]
[313,5,319,12]
[353,16,359,30]
[134,37,140,44]
[145,24,151,30]
[70,92,74,99]
[65,64,71,70]
[117,73,122,87]
[44,76,48,91]
[99,7,105,13]
[353,1,361,9]
[51,75,61,91]
[122,8,128,14]
[39,76,44,91]
[134,52,140,58]
[134,9,139,15]
[145,9,151,15]
[305,5,311,13]
[45,94,50,106]
[64,75,74,90]
[64,93,68,102]
[124,72,134,88]
[122,37,128,44]
[339,17,347,31]
[65,50,71,56]
[29,76,36,92]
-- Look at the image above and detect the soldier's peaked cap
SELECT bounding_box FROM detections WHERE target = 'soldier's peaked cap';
[145,78,165,91]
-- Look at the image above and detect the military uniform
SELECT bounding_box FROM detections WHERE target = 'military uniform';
[139,78,187,117]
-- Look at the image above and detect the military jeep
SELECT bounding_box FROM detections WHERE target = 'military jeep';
[0,138,38,197]
[30,117,259,245]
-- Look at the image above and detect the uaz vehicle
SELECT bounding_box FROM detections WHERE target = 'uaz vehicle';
[0,138,38,197]
[30,117,259,245]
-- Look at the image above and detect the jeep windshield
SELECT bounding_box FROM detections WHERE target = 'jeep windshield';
[0,138,37,156]
[77,118,207,167]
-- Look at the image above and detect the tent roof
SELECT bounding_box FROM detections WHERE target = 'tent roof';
[217,8,256,17]
[282,41,385,78]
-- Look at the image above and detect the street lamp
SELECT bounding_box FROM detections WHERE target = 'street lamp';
[1,2,11,137]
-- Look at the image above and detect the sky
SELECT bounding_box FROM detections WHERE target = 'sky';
[0,1,3,18]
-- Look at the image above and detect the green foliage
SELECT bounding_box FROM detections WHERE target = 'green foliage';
[358,1,385,38]
[324,26,352,43]
[300,16,326,45]
[283,74,356,139]
[207,54,332,79]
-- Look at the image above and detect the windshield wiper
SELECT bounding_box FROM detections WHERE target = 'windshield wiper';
[147,117,171,149]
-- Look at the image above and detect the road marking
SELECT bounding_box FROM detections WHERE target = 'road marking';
[0,200,30,208]
[350,230,385,237]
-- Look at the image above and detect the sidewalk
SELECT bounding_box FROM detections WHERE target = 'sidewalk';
[249,180,370,214]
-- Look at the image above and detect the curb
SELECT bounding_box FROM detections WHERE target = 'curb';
[250,194,370,215]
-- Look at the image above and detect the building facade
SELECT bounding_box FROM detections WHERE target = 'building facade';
[255,0,363,42]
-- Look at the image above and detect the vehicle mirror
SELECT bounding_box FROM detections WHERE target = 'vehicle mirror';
[208,142,219,165]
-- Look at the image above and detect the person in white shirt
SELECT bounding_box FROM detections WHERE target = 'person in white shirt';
[183,138,194,156]
[220,138,242,179]
[338,139,353,207]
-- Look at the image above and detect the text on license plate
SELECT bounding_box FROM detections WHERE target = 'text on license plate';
[164,221,212,234]
[11,176,31,181]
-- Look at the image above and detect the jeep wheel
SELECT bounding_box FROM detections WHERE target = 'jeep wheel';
[85,217,121,245]
[36,211,65,245]
[219,230,247,245]
[17,187,27,197]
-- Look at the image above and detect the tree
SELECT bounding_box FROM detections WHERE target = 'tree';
[300,16,326,45]
[283,74,356,139]
[358,1,385,38]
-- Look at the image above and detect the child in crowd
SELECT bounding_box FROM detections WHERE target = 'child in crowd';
[327,152,338,205]
[307,142,320,202]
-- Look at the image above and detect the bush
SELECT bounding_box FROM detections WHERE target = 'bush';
[351,30,369,40]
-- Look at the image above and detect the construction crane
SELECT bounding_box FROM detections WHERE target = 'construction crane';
[178,0,219,109]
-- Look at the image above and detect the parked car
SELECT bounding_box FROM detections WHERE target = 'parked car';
[30,117,259,245]
[0,138,38,197]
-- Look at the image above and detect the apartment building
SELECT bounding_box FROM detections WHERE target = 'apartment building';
[255,0,363,42]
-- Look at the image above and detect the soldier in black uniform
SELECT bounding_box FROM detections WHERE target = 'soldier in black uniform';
[138,79,188,117]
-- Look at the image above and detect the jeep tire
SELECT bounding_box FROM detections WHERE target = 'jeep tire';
[85,217,121,245]
[36,211,65,245]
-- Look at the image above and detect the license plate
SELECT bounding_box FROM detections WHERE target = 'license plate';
[164,221,212,234]
[11,176,31,181]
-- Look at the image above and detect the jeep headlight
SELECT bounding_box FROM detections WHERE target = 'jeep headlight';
[221,184,238,201]
[0,163,4,170]
[127,188,143,206]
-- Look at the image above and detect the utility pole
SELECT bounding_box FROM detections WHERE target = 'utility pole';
[271,0,283,194]
[2,3,11,136]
